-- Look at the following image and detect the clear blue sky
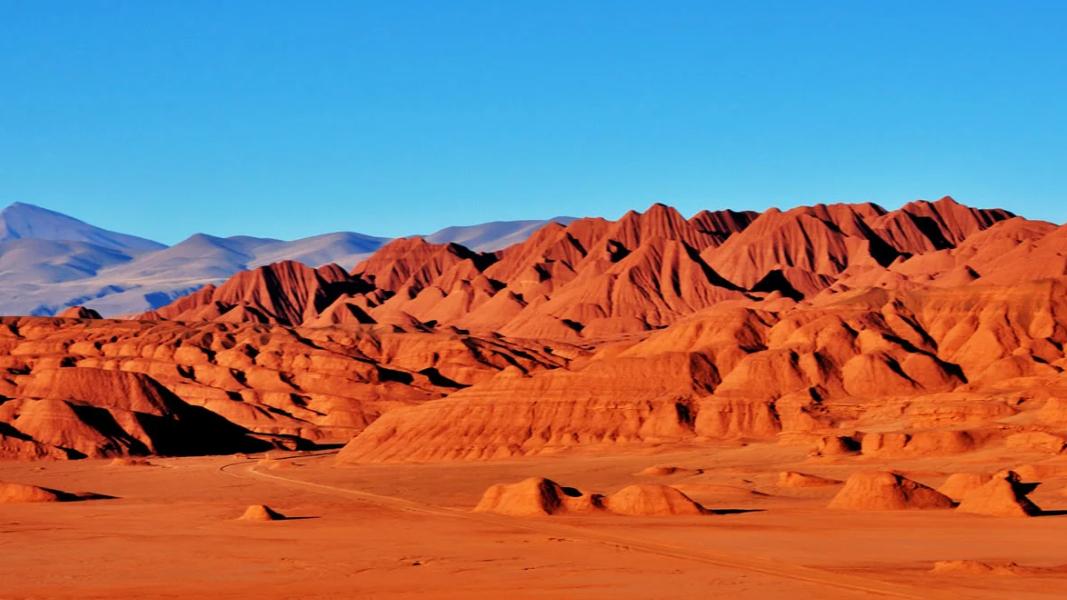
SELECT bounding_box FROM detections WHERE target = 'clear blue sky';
[1,1,1065,243]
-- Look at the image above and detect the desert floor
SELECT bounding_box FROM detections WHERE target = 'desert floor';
[3,442,1067,599]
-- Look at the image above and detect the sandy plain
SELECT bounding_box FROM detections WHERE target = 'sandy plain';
[3,441,1067,599]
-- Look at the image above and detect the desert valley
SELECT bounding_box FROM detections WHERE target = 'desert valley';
[2,197,1067,598]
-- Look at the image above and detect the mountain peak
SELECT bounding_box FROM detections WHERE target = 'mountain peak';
[5,200,39,210]
[1,201,165,253]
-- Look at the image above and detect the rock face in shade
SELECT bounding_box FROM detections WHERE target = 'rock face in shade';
[5,367,269,458]
[827,472,955,511]
[955,470,1042,517]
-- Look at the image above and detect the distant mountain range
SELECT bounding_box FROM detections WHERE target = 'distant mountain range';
[0,202,574,316]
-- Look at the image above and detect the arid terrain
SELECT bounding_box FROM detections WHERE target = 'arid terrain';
[4,198,1067,598]
[3,447,1067,599]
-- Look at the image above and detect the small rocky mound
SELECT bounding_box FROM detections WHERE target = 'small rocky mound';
[778,471,841,487]
[604,484,708,516]
[238,504,287,521]
[956,470,1041,517]
[931,560,1026,576]
[473,477,604,516]
[828,471,954,511]
[812,435,861,457]
[57,306,102,319]
[636,465,703,477]
[937,473,991,501]
[0,481,72,503]
[109,457,155,467]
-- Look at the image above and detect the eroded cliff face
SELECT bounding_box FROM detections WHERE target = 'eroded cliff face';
[337,279,1067,462]
[0,317,570,458]
[4,198,1066,463]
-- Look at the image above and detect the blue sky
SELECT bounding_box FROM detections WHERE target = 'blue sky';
[1,1,1065,243]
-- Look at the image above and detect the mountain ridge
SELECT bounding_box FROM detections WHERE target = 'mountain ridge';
[0,202,573,316]
[140,196,1020,341]
[3,196,1067,466]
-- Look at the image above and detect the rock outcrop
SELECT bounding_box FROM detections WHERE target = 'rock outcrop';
[828,472,955,511]
[473,478,708,517]
[603,484,708,516]
[955,470,1041,517]
[6,198,1067,464]
[473,477,605,516]
[0,481,72,503]
[0,316,565,459]
[237,504,287,521]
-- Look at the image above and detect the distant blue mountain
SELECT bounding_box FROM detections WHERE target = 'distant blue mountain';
[0,202,571,316]
[425,217,576,251]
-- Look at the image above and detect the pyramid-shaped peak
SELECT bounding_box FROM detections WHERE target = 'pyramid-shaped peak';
[608,203,713,249]
[613,202,691,223]
[643,201,675,212]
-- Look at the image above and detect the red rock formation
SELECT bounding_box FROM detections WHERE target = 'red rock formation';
[473,478,708,517]
[938,473,992,501]
[57,306,102,319]
[473,477,604,516]
[0,481,71,503]
[604,484,708,516]
[955,470,1042,517]
[237,504,288,521]
[0,315,567,459]
[3,198,1065,465]
[143,261,368,326]
[828,472,954,511]
[338,273,1067,463]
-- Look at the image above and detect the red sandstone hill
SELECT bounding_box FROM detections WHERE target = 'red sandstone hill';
[6,197,1067,462]
[137,197,1015,339]
[0,315,568,458]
